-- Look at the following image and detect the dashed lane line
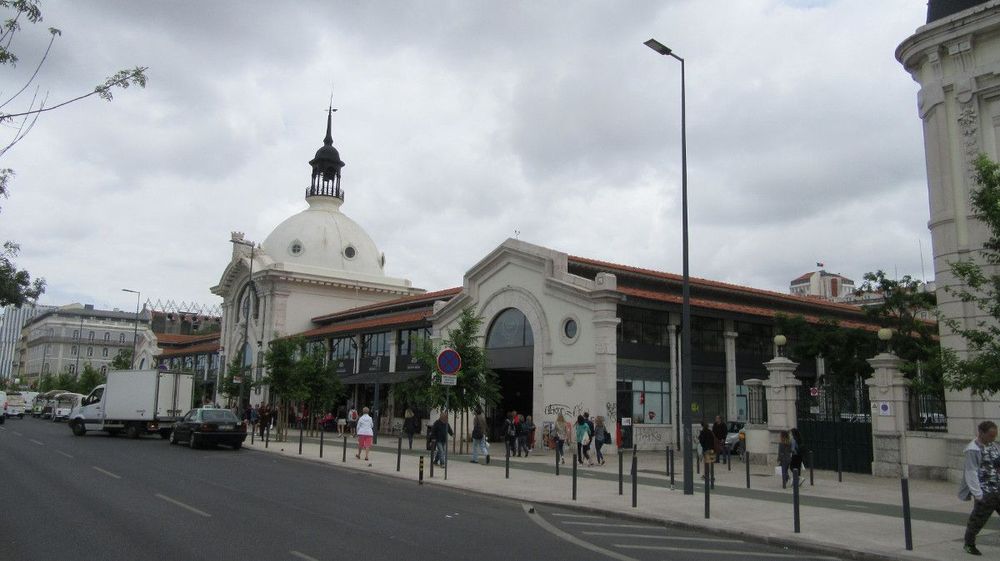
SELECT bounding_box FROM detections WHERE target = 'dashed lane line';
[29,439,44,445]
[522,504,641,561]
[155,494,211,517]
[615,544,840,560]
[583,531,740,543]
[290,551,320,561]
[55,450,73,459]
[92,466,122,479]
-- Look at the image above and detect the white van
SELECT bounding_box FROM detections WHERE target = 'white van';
[5,392,25,418]
[52,393,84,422]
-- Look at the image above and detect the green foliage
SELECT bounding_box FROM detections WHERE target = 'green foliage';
[855,270,944,394]
[391,307,500,413]
[218,357,245,403]
[261,336,343,407]
[75,363,105,394]
[940,155,1000,395]
[37,373,51,392]
[109,349,132,370]
[50,371,75,393]
[775,314,876,385]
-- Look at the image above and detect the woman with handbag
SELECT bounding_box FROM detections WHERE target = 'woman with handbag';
[576,414,594,466]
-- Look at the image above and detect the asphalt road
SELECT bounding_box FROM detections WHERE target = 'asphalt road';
[0,418,845,561]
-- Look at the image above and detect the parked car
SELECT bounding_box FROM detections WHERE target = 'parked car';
[724,421,745,455]
[4,392,26,418]
[52,392,84,422]
[169,408,247,450]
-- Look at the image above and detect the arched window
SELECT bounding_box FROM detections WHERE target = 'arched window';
[486,308,534,349]
[119,333,126,344]
[104,332,110,341]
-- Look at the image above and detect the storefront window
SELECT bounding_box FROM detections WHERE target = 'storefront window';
[617,379,670,424]
[329,336,356,361]
[361,332,389,357]
[617,307,669,346]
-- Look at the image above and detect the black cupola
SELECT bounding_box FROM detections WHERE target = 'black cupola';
[307,107,346,200]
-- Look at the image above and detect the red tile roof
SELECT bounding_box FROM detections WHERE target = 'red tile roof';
[158,340,220,358]
[299,310,432,339]
[311,287,461,324]
[156,333,220,345]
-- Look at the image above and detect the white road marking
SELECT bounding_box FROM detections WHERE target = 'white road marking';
[562,521,661,529]
[552,513,605,519]
[29,439,44,445]
[615,544,840,559]
[155,494,211,517]
[290,550,320,561]
[92,466,122,479]
[0,426,5,431]
[55,450,73,459]
[12,431,22,436]
[583,531,740,543]
[522,504,640,561]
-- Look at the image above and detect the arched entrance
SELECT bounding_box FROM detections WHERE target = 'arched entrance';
[486,308,534,441]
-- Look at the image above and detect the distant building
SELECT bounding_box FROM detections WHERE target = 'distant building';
[0,303,55,380]
[789,270,855,300]
[832,281,938,322]
[15,303,156,386]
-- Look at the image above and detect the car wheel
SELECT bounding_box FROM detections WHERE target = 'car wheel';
[189,433,200,449]
[71,420,86,437]
[125,424,141,439]
[169,430,178,445]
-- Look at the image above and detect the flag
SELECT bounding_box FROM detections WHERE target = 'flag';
[816,262,825,267]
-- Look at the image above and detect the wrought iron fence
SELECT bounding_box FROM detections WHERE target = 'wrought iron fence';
[908,390,947,432]
[747,384,767,425]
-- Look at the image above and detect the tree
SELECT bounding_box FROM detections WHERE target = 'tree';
[50,370,75,392]
[391,307,500,413]
[261,336,343,439]
[939,154,1000,395]
[75,363,104,394]
[775,314,877,386]
[0,0,148,305]
[109,349,132,370]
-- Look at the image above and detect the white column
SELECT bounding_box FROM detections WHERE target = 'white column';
[724,329,738,422]
[866,352,910,478]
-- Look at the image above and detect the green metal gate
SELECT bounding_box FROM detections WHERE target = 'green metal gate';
[797,381,872,474]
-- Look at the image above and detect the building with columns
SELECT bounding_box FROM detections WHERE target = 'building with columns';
[897,0,1000,441]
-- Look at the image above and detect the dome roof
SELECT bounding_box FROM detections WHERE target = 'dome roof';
[261,196,385,278]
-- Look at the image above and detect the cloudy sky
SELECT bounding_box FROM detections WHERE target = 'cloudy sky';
[2,0,932,314]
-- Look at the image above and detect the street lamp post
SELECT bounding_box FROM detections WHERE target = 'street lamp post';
[122,289,141,369]
[645,37,694,495]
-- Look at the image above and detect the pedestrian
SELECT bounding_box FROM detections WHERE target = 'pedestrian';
[258,405,269,440]
[348,406,358,435]
[594,416,609,465]
[471,409,487,463]
[790,427,806,485]
[517,414,533,457]
[960,420,1000,556]
[355,406,374,466]
[553,413,569,465]
[712,415,727,462]
[504,411,517,458]
[576,414,594,466]
[336,405,347,435]
[431,411,454,467]
[403,408,418,450]
[698,423,717,477]
[777,430,792,488]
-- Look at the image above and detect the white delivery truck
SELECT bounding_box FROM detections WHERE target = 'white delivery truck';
[69,369,194,439]
[5,392,27,418]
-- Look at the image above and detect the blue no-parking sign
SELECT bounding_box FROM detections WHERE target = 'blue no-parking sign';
[436,348,462,375]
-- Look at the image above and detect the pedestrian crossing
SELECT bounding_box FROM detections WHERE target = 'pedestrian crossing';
[538,510,845,561]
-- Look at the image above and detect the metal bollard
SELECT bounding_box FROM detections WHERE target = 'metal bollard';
[809,450,815,486]
[727,448,732,471]
[342,435,347,462]
[396,435,402,472]
[901,477,913,550]
[486,451,490,465]
[746,450,751,489]
[319,428,324,458]
[430,455,435,478]
[793,469,801,533]
[618,450,624,495]
[710,461,715,490]
[251,423,255,445]
[631,455,638,508]
[505,448,510,479]
[419,456,424,485]
[704,462,711,519]
[265,424,270,448]
[572,454,578,501]
[444,449,448,481]
[556,448,560,476]
[669,447,675,489]
[665,445,669,479]
[298,423,304,455]
[696,451,701,475]
[837,448,843,483]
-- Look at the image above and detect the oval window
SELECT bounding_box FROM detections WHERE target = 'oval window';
[344,245,357,259]
[289,240,304,256]
[564,318,578,339]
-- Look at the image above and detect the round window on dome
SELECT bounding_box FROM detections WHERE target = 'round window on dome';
[344,245,357,259]
[288,240,304,256]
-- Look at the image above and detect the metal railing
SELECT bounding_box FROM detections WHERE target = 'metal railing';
[747,385,767,425]
[908,390,947,432]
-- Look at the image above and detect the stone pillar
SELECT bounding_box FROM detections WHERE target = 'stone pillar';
[724,329,738,422]
[866,352,911,477]
[761,355,801,466]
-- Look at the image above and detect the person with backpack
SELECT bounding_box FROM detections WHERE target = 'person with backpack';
[471,409,487,463]
[517,414,533,457]
[576,414,594,466]
[430,411,454,467]
[790,427,806,486]
[403,408,419,450]
[594,415,610,466]
[503,411,517,458]
[348,406,359,435]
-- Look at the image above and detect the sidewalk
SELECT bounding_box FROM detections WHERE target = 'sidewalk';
[245,432,998,561]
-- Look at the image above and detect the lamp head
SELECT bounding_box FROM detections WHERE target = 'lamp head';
[773,334,787,347]
[644,38,672,56]
[877,328,893,341]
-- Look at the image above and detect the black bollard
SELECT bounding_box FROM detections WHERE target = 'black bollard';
[631,455,638,508]
[396,435,402,472]
[419,456,424,485]
[704,462,711,519]
[555,448,560,476]
[669,447,675,489]
[665,445,669,479]
[319,427,324,458]
[444,448,448,481]
[342,435,347,463]
[745,449,751,489]
[837,448,843,483]
[618,450,624,495]
[793,469,801,533]
[710,461,715,490]
[727,448,732,471]
[696,450,701,475]
[572,454,578,501]
[430,455,435,478]
[809,450,815,486]
[901,477,913,550]
[251,423,255,445]
[486,451,491,465]
[505,447,510,479]
[265,424,270,448]
[298,423,304,455]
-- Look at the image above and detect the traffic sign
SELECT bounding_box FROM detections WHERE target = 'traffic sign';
[440,374,458,386]
[809,387,820,397]
[437,348,462,375]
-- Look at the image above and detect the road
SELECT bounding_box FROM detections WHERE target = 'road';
[0,418,845,561]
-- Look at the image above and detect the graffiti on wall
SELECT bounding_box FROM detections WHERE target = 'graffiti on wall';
[605,401,617,422]
[544,402,584,418]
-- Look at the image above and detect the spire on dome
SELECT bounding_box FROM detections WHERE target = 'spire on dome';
[307,102,346,200]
